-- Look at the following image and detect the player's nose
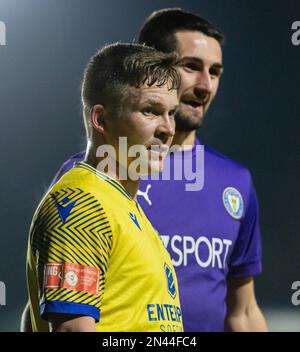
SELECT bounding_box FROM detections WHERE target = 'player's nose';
[195,68,213,94]
[155,113,175,143]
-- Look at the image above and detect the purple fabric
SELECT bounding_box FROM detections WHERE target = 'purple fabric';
[49,139,262,332]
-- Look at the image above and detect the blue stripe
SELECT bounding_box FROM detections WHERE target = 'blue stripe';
[81,219,110,249]
[58,290,90,303]
[33,238,75,264]
[62,227,104,266]
[50,229,97,266]
[71,204,103,222]
[48,288,78,302]
[76,224,109,256]
[86,296,102,307]
[46,233,93,266]
[46,288,69,301]
[72,197,99,211]
[41,301,100,322]
[98,225,111,233]
[64,204,101,225]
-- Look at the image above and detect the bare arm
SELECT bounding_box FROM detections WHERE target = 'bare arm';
[225,276,268,332]
[20,301,32,332]
[20,301,96,332]
[49,314,97,332]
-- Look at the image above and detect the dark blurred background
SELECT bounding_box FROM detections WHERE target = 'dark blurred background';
[0,0,299,331]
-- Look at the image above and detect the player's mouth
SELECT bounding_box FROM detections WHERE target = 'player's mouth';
[146,144,169,158]
[181,98,205,113]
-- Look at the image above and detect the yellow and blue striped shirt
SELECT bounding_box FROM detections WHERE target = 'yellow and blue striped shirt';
[27,162,183,332]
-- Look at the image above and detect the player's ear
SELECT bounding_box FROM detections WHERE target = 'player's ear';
[90,104,109,135]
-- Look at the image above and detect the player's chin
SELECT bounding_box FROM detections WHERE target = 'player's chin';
[150,161,164,175]
[176,110,204,130]
[188,110,204,124]
[139,160,164,176]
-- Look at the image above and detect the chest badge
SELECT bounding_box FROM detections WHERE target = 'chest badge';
[223,187,244,219]
[164,263,177,299]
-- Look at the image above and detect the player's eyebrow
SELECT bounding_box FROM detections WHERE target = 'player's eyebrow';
[141,98,167,106]
[141,98,179,111]
[211,62,224,71]
[178,56,224,70]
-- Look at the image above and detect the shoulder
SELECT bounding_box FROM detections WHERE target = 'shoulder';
[34,166,116,241]
[49,151,86,188]
[61,151,85,168]
[49,164,118,216]
[203,145,257,209]
[205,145,249,173]
[204,145,253,184]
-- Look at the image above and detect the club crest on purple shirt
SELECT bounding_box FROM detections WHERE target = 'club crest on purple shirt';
[222,187,244,219]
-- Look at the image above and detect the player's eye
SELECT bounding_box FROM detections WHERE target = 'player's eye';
[169,109,176,117]
[142,107,154,116]
[142,106,162,116]
[210,67,222,78]
[183,62,201,72]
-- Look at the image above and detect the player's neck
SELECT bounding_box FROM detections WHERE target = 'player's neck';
[171,130,196,151]
[85,144,140,200]
[118,179,140,200]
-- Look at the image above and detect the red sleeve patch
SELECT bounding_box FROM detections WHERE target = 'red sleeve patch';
[44,262,100,295]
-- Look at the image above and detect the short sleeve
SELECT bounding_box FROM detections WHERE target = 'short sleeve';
[30,187,113,322]
[228,176,262,279]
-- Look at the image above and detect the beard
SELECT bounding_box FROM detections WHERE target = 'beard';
[174,107,205,132]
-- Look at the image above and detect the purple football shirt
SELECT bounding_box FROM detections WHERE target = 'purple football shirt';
[49,138,262,332]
